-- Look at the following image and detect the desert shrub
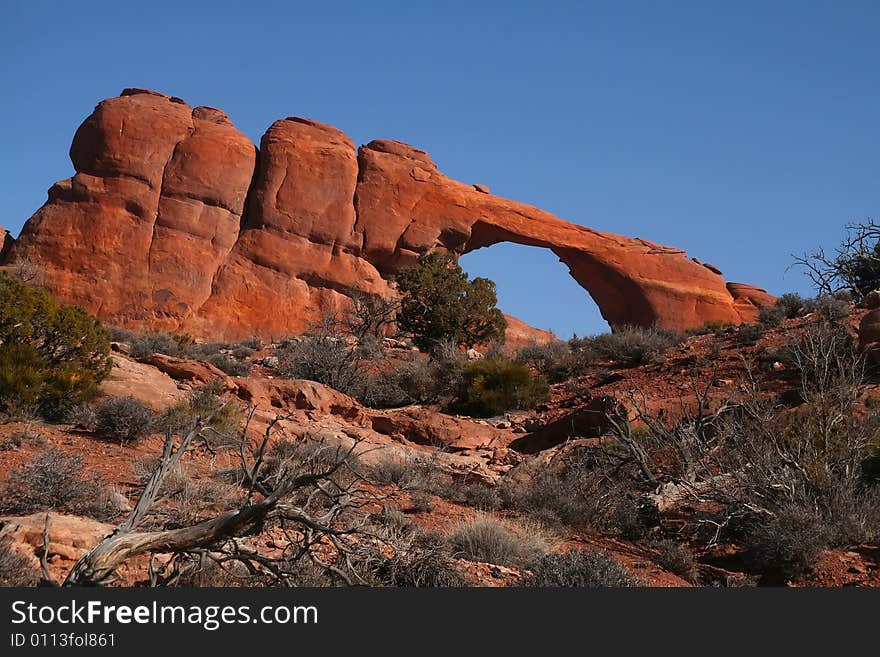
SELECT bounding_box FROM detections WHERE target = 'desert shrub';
[175,556,331,587]
[133,456,241,529]
[0,273,110,419]
[374,505,415,533]
[395,252,507,351]
[341,289,400,341]
[129,331,192,359]
[184,341,228,360]
[355,531,469,587]
[453,356,549,417]
[520,550,643,587]
[362,355,458,408]
[156,382,242,447]
[741,505,832,582]
[262,438,354,481]
[205,353,251,377]
[802,293,851,322]
[759,293,806,326]
[0,538,39,587]
[588,325,681,366]
[733,322,764,346]
[441,481,501,510]
[370,455,418,489]
[0,448,112,518]
[0,425,47,451]
[94,396,154,443]
[65,403,97,430]
[449,516,548,567]
[651,539,700,584]
[409,491,434,513]
[516,340,587,382]
[260,438,362,514]
[237,337,262,351]
[686,320,730,336]
[503,445,641,536]
[133,457,190,495]
[612,322,880,579]
[231,346,255,360]
[276,334,367,398]
[163,479,240,528]
[516,340,565,370]
[108,325,138,344]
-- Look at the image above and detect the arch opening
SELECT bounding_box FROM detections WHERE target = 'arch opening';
[458,242,610,340]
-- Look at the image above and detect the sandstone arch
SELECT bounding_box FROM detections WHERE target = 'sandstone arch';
[4,89,774,340]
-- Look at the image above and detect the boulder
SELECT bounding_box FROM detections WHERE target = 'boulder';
[138,353,226,383]
[101,354,184,410]
[858,309,880,364]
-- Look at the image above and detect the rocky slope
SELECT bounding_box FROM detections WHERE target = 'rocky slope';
[4,88,774,340]
[2,310,877,587]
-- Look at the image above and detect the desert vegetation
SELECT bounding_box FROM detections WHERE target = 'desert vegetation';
[0,272,110,420]
[2,224,880,588]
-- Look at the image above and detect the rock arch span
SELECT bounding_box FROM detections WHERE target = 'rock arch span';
[3,89,774,340]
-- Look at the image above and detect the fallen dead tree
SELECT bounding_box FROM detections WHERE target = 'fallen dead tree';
[58,408,371,586]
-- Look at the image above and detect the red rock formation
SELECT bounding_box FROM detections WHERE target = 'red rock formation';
[189,117,392,340]
[10,89,255,329]
[726,283,778,323]
[0,225,11,262]
[500,315,557,352]
[5,89,774,340]
[355,139,770,330]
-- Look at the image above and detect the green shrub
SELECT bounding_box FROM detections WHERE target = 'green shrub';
[128,331,192,359]
[759,293,806,326]
[395,252,507,351]
[733,323,764,346]
[520,550,642,587]
[94,396,154,443]
[454,356,549,417]
[155,382,242,447]
[206,353,251,376]
[0,273,110,419]
[0,448,112,518]
[0,344,45,417]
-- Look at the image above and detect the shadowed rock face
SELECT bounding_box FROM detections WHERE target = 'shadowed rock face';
[5,89,773,339]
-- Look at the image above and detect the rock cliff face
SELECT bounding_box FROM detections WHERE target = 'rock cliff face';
[0,225,12,262]
[5,89,773,339]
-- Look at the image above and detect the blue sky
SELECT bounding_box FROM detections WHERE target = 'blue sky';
[2,1,878,337]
